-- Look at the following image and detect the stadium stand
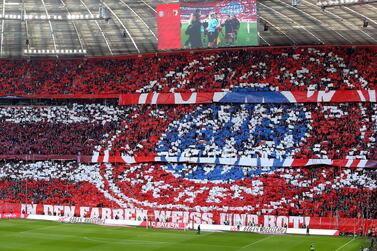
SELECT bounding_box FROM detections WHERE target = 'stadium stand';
[0,162,375,219]
[0,161,112,208]
[0,104,134,155]
[0,46,375,233]
[0,46,376,96]
[0,103,375,159]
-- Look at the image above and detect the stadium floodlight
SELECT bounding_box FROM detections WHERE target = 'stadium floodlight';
[316,0,377,7]
[0,13,106,21]
[24,48,87,55]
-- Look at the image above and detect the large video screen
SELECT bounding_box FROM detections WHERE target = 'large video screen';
[157,0,258,50]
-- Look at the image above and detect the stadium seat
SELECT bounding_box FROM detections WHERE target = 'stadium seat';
[0,47,376,96]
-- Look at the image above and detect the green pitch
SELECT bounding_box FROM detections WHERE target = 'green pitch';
[181,22,258,48]
[0,219,370,251]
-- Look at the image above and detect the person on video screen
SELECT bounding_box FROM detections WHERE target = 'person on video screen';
[207,13,220,48]
[222,15,234,46]
[231,15,240,42]
[215,13,222,47]
[185,10,202,49]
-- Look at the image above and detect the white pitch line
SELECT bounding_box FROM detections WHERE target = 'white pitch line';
[335,238,355,251]
[241,235,273,249]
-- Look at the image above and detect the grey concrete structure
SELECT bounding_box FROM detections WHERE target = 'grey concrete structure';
[0,0,376,57]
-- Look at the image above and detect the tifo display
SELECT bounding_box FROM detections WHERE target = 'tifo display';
[0,45,376,242]
[0,46,375,97]
[0,161,376,221]
[0,103,376,160]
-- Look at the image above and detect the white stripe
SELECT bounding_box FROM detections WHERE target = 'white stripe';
[241,235,273,249]
[219,158,238,165]
[213,92,228,102]
[335,238,355,251]
[91,151,99,163]
[283,158,294,167]
[239,157,257,166]
[357,90,366,102]
[151,93,159,104]
[103,150,109,163]
[121,155,136,164]
[138,93,148,104]
[306,159,333,166]
[357,160,368,167]
[317,91,336,102]
[198,157,216,164]
[281,91,297,103]
[154,156,162,162]
[345,159,354,167]
[369,90,376,102]
[307,90,315,98]
[164,157,178,163]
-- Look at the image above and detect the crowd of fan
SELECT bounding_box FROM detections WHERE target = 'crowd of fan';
[0,102,376,159]
[0,161,112,207]
[1,161,374,219]
[113,164,377,218]
[155,103,376,160]
[0,104,134,155]
[0,45,375,224]
[0,46,376,95]
[113,163,377,218]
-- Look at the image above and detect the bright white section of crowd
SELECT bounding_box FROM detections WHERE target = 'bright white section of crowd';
[0,104,133,123]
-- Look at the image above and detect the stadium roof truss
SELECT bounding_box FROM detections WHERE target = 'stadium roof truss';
[0,0,376,57]
[258,0,377,46]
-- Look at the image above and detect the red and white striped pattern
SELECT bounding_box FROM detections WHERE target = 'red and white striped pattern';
[91,152,375,168]
[119,90,377,105]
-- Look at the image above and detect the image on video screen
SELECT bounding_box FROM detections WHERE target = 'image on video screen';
[180,0,258,49]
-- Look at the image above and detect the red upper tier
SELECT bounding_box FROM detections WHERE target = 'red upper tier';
[0,46,376,96]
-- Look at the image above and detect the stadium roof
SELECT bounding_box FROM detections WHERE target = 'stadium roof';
[0,0,376,57]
